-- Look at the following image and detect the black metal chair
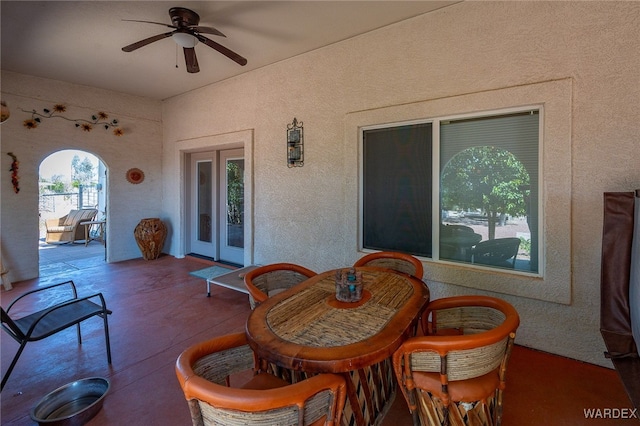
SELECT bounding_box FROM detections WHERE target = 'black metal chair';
[471,237,521,269]
[1,280,112,390]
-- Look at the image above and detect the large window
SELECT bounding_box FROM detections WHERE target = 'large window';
[362,109,540,274]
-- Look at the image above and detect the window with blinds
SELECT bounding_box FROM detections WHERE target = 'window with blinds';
[362,109,540,274]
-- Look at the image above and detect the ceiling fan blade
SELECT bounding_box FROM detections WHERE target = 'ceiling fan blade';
[122,32,173,52]
[123,19,177,30]
[183,47,200,73]
[195,34,247,66]
[191,25,226,38]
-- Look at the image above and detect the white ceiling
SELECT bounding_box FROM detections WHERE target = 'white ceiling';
[1,1,459,101]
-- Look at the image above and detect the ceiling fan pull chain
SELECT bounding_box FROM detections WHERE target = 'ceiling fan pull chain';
[175,44,179,69]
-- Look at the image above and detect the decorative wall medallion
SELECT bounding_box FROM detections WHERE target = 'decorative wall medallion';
[126,168,145,184]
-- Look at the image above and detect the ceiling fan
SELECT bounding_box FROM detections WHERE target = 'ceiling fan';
[122,7,247,73]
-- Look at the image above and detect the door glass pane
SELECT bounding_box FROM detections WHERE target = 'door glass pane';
[226,159,244,248]
[197,161,212,243]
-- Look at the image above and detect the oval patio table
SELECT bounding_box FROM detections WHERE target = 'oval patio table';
[246,266,429,426]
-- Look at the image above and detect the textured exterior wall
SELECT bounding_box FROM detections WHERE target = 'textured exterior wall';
[1,72,163,279]
[162,2,640,366]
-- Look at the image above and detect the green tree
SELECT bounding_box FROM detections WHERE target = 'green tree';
[226,160,244,224]
[38,174,67,196]
[47,174,67,193]
[441,146,529,240]
[71,155,95,188]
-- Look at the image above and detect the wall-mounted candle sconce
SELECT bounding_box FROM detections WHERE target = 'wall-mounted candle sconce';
[287,117,304,167]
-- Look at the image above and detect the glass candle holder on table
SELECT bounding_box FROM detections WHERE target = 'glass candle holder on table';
[335,268,363,302]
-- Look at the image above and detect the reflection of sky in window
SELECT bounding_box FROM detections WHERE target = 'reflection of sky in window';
[39,150,98,182]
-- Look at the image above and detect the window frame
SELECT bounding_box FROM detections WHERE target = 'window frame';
[360,105,543,276]
[347,79,572,304]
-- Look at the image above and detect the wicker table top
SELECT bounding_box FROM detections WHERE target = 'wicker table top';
[246,266,429,373]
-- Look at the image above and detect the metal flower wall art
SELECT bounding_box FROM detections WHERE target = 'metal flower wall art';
[20,104,123,136]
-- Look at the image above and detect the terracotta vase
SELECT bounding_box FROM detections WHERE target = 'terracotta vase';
[134,218,166,260]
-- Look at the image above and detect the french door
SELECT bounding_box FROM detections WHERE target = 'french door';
[190,153,215,258]
[218,149,244,264]
[189,149,244,265]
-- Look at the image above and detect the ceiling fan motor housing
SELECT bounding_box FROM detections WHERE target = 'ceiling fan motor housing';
[169,7,200,28]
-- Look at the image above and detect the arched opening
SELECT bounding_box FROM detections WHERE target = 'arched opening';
[38,150,107,276]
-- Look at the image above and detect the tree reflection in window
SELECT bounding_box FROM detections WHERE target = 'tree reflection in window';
[441,146,531,258]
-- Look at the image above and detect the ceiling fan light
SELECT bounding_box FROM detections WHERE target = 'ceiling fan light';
[172,32,198,48]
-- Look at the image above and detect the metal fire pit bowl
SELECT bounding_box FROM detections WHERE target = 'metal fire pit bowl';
[30,377,110,426]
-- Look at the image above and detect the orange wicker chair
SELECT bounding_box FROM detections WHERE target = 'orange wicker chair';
[244,263,316,309]
[393,296,520,426]
[175,332,346,426]
[353,251,424,279]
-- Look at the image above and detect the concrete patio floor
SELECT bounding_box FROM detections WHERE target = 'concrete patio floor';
[0,246,633,425]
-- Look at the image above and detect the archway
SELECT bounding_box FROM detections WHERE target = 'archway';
[38,150,107,276]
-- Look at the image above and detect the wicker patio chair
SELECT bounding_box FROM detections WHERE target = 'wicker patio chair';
[45,208,98,243]
[353,251,424,279]
[244,263,316,309]
[175,332,347,426]
[393,296,520,426]
[1,280,112,390]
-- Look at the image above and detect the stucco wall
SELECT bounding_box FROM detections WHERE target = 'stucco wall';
[161,2,640,366]
[1,72,163,280]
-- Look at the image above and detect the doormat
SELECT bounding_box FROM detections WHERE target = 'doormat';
[189,265,233,280]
